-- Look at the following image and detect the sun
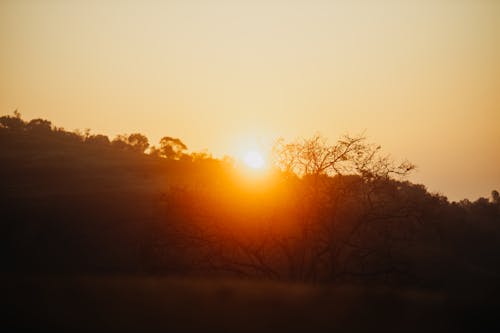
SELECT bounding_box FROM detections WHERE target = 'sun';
[243,151,266,170]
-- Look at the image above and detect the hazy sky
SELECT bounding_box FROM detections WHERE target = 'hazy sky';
[1,0,499,201]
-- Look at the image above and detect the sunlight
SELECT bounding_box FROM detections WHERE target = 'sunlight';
[243,150,266,170]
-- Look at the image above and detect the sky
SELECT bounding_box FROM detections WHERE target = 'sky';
[1,0,499,201]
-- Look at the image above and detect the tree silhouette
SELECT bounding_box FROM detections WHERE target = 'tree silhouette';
[85,134,110,146]
[26,119,52,134]
[273,134,414,179]
[2,111,500,298]
[111,134,132,150]
[160,134,422,282]
[159,136,188,159]
[127,133,149,153]
[268,134,418,281]
[492,190,500,205]
[109,133,149,152]
[0,110,25,131]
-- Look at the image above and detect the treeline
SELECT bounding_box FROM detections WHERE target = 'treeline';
[1,112,499,290]
[0,110,208,160]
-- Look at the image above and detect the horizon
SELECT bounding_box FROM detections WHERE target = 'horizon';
[1,0,499,201]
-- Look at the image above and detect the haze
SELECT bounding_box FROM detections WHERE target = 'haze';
[1,0,499,201]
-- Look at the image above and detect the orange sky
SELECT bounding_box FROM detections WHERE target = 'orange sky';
[1,0,499,201]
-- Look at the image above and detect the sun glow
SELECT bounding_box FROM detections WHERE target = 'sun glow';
[243,151,266,170]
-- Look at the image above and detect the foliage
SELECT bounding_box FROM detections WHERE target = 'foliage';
[159,136,188,159]
[1,112,499,291]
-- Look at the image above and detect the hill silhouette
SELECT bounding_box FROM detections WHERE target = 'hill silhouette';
[1,112,499,332]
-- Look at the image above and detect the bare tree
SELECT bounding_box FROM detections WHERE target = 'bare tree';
[273,134,414,179]
[270,134,419,282]
[165,133,419,283]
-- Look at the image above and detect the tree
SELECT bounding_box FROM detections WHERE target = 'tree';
[492,190,500,205]
[127,133,149,153]
[165,133,419,283]
[159,136,188,159]
[272,134,414,180]
[86,134,111,146]
[0,110,26,131]
[148,145,162,158]
[270,134,418,282]
[111,134,132,150]
[26,118,52,134]
[109,133,149,153]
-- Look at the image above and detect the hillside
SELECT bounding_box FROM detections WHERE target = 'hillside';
[1,113,500,331]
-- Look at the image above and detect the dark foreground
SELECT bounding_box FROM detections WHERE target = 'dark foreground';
[2,115,500,332]
[3,275,499,333]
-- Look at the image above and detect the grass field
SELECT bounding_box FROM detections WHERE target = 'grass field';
[4,275,497,332]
